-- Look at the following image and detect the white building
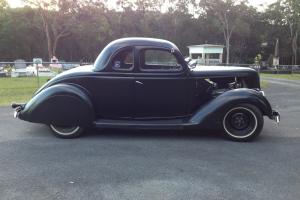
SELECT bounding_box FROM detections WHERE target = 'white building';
[187,44,224,65]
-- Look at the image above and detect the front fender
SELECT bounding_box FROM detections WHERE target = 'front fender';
[189,88,273,129]
[19,84,94,126]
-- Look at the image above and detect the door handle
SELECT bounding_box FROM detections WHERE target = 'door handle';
[135,80,143,85]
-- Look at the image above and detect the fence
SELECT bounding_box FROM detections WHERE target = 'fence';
[0,61,92,83]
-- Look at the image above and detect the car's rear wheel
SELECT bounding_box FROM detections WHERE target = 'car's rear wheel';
[49,124,84,139]
[222,104,263,142]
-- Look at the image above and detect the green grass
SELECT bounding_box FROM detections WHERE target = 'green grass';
[260,73,300,81]
[260,80,269,89]
[0,77,50,105]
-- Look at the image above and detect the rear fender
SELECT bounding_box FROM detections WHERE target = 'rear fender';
[19,84,94,126]
[189,88,273,129]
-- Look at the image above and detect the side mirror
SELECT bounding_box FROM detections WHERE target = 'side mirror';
[185,57,192,63]
[189,60,197,69]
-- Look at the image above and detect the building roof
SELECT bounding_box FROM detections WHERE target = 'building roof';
[187,44,225,48]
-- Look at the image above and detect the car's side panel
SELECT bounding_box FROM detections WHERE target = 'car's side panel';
[18,84,94,126]
[189,88,273,129]
[186,78,216,115]
[134,76,189,118]
[132,46,191,118]
[80,75,134,119]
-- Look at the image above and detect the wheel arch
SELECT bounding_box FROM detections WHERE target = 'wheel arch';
[19,83,95,127]
[189,88,273,129]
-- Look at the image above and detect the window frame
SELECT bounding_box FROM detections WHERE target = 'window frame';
[110,47,135,72]
[139,48,183,73]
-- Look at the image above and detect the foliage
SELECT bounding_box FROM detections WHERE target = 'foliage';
[0,0,298,64]
[3,64,12,73]
[0,0,8,10]
[266,0,300,65]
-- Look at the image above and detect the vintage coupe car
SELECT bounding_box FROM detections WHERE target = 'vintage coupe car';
[12,38,280,141]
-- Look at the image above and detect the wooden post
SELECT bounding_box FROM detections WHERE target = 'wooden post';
[36,63,40,88]
[219,53,223,64]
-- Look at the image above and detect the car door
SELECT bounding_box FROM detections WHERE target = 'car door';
[134,48,189,118]
[90,47,135,119]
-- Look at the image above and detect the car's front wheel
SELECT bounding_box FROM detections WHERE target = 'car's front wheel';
[49,124,84,139]
[222,104,264,142]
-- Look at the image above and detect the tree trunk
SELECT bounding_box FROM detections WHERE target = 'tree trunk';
[221,12,233,65]
[118,12,123,37]
[45,24,53,61]
[52,31,71,58]
[53,36,59,58]
[226,39,230,64]
[292,32,298,65]
[174,14,178,40]
[40,10,53,61]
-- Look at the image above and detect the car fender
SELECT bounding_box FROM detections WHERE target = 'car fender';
[189,88,273,129]
[18,83,94,126]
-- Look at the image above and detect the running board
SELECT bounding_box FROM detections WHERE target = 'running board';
[94,118,195,129]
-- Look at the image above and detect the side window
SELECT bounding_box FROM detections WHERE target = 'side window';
[111,48,134,71]
[140,49,182,71]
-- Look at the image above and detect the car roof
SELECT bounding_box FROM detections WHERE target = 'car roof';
[94,37,181,71]
[106,37,179,50]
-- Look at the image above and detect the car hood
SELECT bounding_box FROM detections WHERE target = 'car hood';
[189,65,258,78]
[35,65,94,94]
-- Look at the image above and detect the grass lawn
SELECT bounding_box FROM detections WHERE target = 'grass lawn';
[260,80,269,89]
[260,73,300,81]
[0,77,50,106]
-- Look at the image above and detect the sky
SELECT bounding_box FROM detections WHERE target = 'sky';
[7,0,277,9]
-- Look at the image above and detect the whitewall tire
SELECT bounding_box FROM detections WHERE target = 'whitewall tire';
[222,104,264,142]
[49,124,84,139]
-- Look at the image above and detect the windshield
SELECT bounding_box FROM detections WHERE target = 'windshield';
[93,45,115,71]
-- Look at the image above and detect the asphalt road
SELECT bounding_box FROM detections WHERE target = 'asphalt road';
[0,80,300,200]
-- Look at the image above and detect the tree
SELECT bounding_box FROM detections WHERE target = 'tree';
[199,0,250,64]
[0,7,46,60]
[0,0,7,24]
[167,0,196,40]
[0,0,294,64]
[0,0,7,9]
[267,0,300,65]
[71,1,110,61]
[282,0,300,65]
[24,0,79,60]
